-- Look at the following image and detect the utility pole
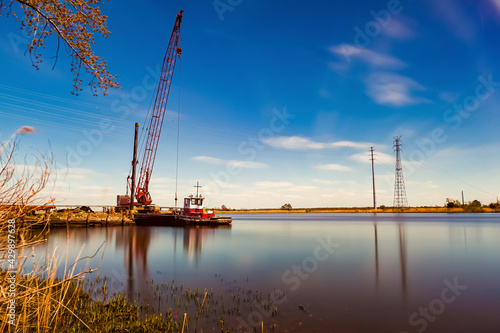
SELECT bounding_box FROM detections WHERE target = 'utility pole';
[393,136,408,208]
[130,123,139,214]
[370,147,377,210]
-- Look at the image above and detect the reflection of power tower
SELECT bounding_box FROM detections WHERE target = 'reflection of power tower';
[370,147,376,210]
[393,136,408,207]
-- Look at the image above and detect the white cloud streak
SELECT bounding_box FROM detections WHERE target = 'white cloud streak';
[254,181,293,188]
[430,0,476,43]
[192,156,267,169]
[382,18,416,40]
[262,136,373,150]
[329,44,406,69]
[254,181,317,192]
[365,72,429,107]
[492,0,500,15]
[316,164,353,172]
[350,152,394,165]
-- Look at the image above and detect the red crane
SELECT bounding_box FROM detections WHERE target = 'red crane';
[135,10,183,205]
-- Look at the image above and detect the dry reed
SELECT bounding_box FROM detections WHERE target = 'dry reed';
[0,137,94,332]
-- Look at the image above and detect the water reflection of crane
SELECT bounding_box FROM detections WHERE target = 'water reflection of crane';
[116,226,230,297]
[122,227,152,300]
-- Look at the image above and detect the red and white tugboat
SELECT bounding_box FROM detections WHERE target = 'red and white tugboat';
[134,182,232,226]
[176,184,231,225]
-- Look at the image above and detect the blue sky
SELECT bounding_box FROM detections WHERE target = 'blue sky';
[0,0,499,208]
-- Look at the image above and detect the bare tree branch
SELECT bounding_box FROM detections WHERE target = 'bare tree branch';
[0,0,119,95]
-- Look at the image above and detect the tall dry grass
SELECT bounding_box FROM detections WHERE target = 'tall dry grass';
[0,137,189,333]
[0,137,97,332]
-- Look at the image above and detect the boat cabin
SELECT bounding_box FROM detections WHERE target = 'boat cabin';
[183,194,214,218]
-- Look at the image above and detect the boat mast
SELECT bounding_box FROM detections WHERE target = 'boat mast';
[194,181,202,198]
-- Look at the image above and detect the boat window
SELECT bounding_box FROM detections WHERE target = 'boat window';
[191,198,196,205]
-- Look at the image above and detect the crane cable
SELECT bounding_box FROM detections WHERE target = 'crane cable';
[132,54,162,197]
[174,45,182,208]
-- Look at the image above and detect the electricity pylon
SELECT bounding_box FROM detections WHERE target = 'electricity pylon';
[393,136,408,208]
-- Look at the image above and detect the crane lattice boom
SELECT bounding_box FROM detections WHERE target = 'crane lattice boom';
[136,10,183,205]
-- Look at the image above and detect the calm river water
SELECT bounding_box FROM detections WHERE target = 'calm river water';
[33,213,500,332]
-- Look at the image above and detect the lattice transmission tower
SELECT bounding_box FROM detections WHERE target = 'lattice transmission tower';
[393,136,408,207]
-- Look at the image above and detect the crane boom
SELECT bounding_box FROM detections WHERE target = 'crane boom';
[136,10,183,205]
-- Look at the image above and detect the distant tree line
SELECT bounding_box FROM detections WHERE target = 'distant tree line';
[445,198,499,212]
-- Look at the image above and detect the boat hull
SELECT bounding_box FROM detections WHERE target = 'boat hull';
[134,212,232,227]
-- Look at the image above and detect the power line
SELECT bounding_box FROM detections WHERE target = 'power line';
[0,92,130,125]
[0,110,129,139]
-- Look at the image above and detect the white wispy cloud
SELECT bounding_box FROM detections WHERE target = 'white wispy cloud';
[28,167,120,205]
[192,156,224,164]
[405,180,439,189]
[261,136,372,150]
[492,0,500,16]
[365,72,429,107]
[311,179,357,185]
[382,18,417,40]
[329,44,406,69]
[328,47,427,107]
[77,185,113,191]
[192,156,267,169]
[350,152,394,165]
[229,160,268,169]
[429,0,476,43]
[254,181,317,192]
[316,164,353,172]
[255,181,294,188]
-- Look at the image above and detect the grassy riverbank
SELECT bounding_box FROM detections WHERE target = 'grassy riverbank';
[214,206,500,214]
[1,266,279,332]
[0,271,180,332]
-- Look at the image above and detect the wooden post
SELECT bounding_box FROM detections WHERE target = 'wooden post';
[105,213,109,227]
[86,212,90,227]
[130,123,139,216]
